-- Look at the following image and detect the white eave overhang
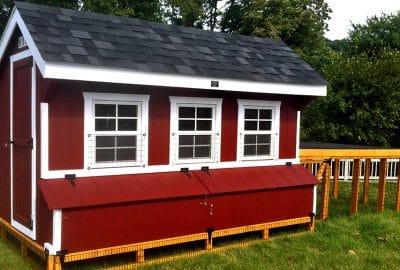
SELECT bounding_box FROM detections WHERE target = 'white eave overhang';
[0,8,327,97]
[42,62,327,96]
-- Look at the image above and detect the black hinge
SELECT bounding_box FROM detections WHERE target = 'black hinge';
[29,219,33,229]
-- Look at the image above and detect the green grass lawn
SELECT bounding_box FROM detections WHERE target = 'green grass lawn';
[0,237,33,270]
[137,210,400,270]
[1,181,400,269]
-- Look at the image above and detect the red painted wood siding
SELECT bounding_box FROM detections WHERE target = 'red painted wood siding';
[279,99,298,159]
[48,83,84,170]
[148,92,170,165]
[0,59,11,222]
[45,81,300,169]
[61,185,313,253]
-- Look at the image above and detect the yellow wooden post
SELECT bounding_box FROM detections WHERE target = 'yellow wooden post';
[136,250,145,263]
[396,163,400,212]
[204,239,213,250]
[54,256,62,270]
[350,159,360,215]
[306,163,313,174]
[46,255,55,270]
[363,159,371,204]
[261,228,269,240]
[377,159,387,212]
[333,159,340,199]
[319,163,331,220]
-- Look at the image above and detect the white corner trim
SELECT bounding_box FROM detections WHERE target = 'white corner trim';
[0,8,45,75]
[44,209,62,255]
[296,110,301,160]
[43,62,327,96]
[53,209,62,253]
[313,185,317,215]
[40,103,49,178]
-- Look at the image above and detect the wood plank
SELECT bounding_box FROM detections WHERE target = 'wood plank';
[64,233,208,262]
[363,159,371,204]
[377,159,387,212]
[316,163,327,179]
[350,159,360,215]
[300,149,400,161]
[333,159,339,199]
[319,164,331,220]
[396,163,400,212]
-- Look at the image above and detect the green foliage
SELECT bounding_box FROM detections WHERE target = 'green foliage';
[82,0,162,22]
[221,0,331,53]
[303,11,400,147]
[162,0,223,30]
[348,12,400,56]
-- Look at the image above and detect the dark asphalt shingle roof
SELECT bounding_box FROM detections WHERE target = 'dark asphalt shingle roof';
[14,1,327,86]
[300,142,383,149]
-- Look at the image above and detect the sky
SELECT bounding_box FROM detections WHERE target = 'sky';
[325,0,400,40]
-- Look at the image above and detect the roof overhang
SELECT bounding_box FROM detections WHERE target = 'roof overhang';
[43,62,327,96]
[0,7,327,97]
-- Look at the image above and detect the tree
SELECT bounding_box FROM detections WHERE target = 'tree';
[302,50,400,147]
[221,0,331,54]
[303,11,400,147]
[162,0,223,30]
[348,12,400,56]
[82,0,162,22]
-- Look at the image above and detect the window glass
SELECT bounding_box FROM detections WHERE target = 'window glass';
[239,102,279,160]
[84,93,148,169]
[171,97,221,164]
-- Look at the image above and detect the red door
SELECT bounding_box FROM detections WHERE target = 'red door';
[12,57,33,229]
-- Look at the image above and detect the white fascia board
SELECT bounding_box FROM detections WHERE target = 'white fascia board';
[0,8,46,74]
[43,62,327,97]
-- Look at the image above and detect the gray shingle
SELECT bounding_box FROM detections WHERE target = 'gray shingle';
[93,40,114,50]
[14,1,326,86]
[70,30,91,39]
[67,45,88,56]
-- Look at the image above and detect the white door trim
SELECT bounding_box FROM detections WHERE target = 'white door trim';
[10,49,37,240]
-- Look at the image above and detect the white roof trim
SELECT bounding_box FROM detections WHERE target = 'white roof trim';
[43,62,327,96]
[1,7,326,97]
[0,8,45,74]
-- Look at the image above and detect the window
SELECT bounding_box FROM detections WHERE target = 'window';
[18,36,27,49]
[237,100,280,161]
[83,92,149,169]
[170,97,222,164]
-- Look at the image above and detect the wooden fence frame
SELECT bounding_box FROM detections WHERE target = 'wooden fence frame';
[300,148,400,219]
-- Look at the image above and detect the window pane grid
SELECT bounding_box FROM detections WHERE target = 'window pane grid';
[94,103,139,132]
[176,105,215,161]
[241,106,275,159]
[90,102,142,168]
[88,134,145,168]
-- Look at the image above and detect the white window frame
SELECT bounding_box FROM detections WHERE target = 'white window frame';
[169,96,222,165]
[83,92,149,169]
[237,99,280,162]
